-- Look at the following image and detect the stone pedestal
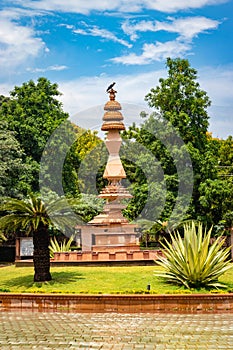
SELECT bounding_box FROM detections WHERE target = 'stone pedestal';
[79,224,140,252]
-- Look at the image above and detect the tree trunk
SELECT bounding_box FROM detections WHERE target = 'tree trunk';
[33,224,52,282]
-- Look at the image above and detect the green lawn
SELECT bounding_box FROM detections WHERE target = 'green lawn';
[0,264,233,294]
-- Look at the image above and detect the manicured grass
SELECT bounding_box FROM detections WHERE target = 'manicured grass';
[0,264,233,294]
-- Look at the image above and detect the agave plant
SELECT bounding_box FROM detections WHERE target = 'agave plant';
[155,221,232,289]
[49,235,74,258]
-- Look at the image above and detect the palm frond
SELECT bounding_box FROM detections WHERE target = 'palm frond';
[0,194,83,236]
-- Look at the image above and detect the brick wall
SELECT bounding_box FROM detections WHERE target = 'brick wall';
[1,293,233,313]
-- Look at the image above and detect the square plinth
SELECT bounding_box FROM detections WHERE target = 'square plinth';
[76,223,141,252]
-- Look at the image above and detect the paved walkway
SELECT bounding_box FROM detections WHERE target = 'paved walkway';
[0,311,233,349]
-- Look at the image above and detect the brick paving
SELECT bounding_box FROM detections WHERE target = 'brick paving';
[0,311,233,349]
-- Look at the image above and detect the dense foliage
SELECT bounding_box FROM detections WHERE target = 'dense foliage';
[145,58,211,149]
[0,78,102,202]
[0,121,30,197]
[0,78,69,193]
[123,58,233,238]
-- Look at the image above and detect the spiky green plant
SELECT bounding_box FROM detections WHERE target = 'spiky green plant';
[49,235,74,258]
[155,221,232,289]
[0,232,6,243]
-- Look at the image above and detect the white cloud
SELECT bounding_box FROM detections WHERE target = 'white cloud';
[0,7,44,19]
[13,0,119,14]
[0,82,13,97]
[199,65,233,106]
[0,10,46,73]
[27,65,68,73]
[198,65,233,138]
[66,24,132,48]
[111,40,191,65]
[113,16,220,66]
[12,0,227,14]
[122,16,220,41]
[142,0,227,13]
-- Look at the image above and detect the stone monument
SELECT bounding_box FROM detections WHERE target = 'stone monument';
[77,85,141,252]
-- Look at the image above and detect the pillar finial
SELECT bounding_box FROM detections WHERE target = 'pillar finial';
[106,82,116,100]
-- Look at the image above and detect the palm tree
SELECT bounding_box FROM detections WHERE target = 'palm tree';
[0,194,78,282]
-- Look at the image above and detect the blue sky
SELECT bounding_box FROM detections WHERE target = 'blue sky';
[0,0,233,138]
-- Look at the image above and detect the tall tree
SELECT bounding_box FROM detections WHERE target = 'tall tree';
[0,78,69,192]
[123,58,219,228]
[39,122,103,198]
[122,113,190,225]
[218,136,233,176]
[63,128,103,196]
[0,121,30,197]
[195,134,233,230]
[145,57,211,150]
[215,136,233,229]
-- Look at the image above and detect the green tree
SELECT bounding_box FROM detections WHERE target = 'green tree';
[39,122,103,198]
[0,194,79,282]
[0,121,30,197]
[39,120,78,197]
[0,78,103,199]
[63,128,103,196]
[196,135,233,231]
[217,136,233,177]
[214,136,233,230]
[124,58,219,228]
[122,112,192,227]
[199,179,233,227]
[145,57,210,150]
[0,78,69,192]
[71,193,104,222]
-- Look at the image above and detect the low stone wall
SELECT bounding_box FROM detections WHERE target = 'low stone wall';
[1,293,233,313]
[15,259,158,267]
[53,250,162,262]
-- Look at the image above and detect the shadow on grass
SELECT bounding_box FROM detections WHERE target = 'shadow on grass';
[1,271,85,289]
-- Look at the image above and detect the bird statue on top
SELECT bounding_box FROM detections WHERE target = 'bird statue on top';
[106,82,116,93]
[106,82,117,100]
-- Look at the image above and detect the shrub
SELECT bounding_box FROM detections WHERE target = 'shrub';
[49,235,74,258]
[155,221,232,289]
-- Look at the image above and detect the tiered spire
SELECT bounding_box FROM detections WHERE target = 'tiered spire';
[89,86,132,225]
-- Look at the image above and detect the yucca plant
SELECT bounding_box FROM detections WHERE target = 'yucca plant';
[0,231,6,243]
[49,235,74,258]
[155,221,232,289]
